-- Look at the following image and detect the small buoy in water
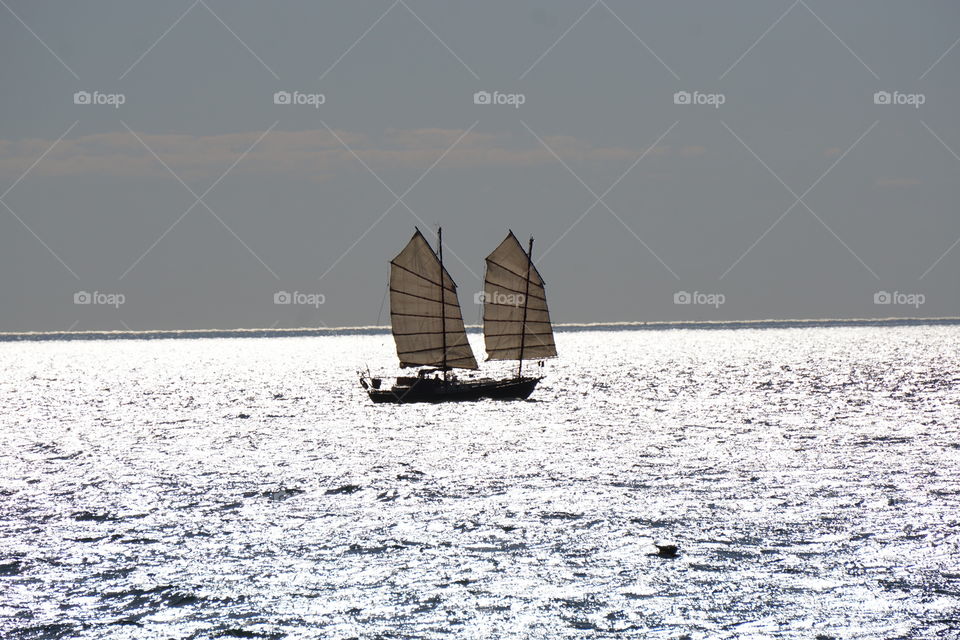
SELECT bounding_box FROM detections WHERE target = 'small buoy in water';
[653,544,678,558]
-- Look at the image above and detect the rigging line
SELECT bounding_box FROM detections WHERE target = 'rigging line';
[477,263,486,327]
[376,280,389,326]
[518,236,534,378]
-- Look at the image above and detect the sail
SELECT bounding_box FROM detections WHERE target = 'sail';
[389,230,478,370]
[483,231,557,361]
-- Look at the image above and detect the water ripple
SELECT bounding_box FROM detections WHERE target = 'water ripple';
[1,327,959,638]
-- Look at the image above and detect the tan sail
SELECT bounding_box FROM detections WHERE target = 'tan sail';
[483,231,557,361]
[389,229,478,370]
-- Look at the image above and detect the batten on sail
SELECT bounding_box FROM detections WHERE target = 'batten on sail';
[483,231,557,361]
[389,229,478,370]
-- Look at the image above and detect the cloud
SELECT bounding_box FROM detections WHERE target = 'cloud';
[0,128,688,183]
[678,145,706,157]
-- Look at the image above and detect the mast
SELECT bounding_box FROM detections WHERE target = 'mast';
[517,236,533,378]
[438,227,447,382]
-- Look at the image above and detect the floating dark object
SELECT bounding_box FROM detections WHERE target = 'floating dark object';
[265,487,304,501]
[326,484,361,495]
[654,544,678,558]
[237,413,250,419]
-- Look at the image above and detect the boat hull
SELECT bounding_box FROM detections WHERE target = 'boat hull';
[367,376,540,404]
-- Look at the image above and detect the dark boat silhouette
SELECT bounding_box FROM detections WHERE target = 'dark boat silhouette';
[361,228,556,403]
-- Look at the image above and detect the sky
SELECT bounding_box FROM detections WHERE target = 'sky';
[1,0,958,331]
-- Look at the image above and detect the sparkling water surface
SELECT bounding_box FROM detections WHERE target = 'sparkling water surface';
[2,326,959,639]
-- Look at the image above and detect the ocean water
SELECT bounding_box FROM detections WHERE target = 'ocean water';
[1,326,959,639]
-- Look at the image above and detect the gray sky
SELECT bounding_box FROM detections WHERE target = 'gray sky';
[2,0,958,331]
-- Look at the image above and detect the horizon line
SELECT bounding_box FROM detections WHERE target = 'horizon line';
[2,316,959,342]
